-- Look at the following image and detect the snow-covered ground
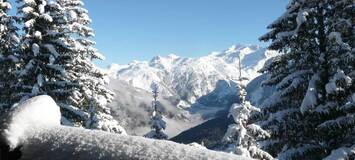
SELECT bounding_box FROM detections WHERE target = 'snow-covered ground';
[0,96,251,160]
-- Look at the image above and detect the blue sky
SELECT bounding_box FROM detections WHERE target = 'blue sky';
[85,0,289,67]
[16,0,289,67]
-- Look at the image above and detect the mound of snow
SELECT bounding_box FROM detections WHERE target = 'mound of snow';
[1,96,250,160]
[20,126,251,160]
[1,95,61,150]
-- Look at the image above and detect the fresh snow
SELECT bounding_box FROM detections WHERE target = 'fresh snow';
[24,19,35,28]
[44,44,60,57]
[21,6,33,14]
[323,145,355,160]
[20,126,251,160]
[1,95,61,150]
[300,73,320,113]
[295,10,308,32]
[328,32,344,46]
[0,96,251,160]
[32,43,40,56]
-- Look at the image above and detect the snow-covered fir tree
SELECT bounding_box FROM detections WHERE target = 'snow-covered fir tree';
[258,0,354,159]
[144,83,168,140]
[15,0,71,115]
[315,0,355,159]
[0,0,20,112]
[55,0,125,134]
[15,0,125,134]
[222,58,273,159]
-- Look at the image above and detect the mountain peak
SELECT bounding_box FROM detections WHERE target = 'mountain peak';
[224,44,260,54]
[107,44,279,105]
[150,54,180,63]
[167,54,180,59]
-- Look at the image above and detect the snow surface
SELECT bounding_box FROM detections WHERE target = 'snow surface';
[20,126,251,160]
[1,96,251,160]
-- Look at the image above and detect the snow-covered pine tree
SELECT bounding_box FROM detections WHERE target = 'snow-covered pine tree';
[15,0,125,134]
[258,0,354,159]
[144,83,168,140]
[222,56,272,159]
[0,0,20,112]
[53,0,125,134]
[314,0,355,159]
[15,0,71,102]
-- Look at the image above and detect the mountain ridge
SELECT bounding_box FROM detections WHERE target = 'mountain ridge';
[107,44,278,107]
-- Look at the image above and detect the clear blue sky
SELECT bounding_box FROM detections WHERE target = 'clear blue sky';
[16,0,290,67]
[84,0,289,67]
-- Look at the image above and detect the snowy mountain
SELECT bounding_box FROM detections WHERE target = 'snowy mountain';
[171,74,277,148]
[106,44,278,137]
[108,44,278,107]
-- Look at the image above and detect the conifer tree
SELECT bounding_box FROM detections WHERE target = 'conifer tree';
[15,0,66,102]
[55,0,125,134]
[15,0,125,134]
[314,0,354,159]
[144,83,168,140]
[222,56,272,159]
[0,0,19,112]
[258,0,354,159]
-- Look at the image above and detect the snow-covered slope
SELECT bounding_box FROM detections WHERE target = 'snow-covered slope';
[106,44,278,137]
[108,79,202,137]
[108,44,278,106]
[0,96,251,160]
[171,74,277,148]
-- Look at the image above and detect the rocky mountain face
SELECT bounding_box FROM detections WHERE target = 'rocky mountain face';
[106,44,279,137]
[108,44,278,107]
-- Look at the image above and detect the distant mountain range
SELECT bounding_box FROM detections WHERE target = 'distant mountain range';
[106,44,278,137]
[107,44,278,106]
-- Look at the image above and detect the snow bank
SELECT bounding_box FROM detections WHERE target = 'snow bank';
[20,126,251,160]
[1,96,250,160]
[1,95,61,150]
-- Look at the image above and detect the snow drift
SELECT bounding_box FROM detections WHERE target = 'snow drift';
[0,96,250,160]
